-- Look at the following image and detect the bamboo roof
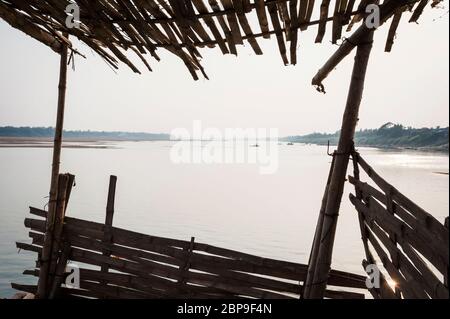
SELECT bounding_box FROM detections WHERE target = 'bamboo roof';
[0,0,440,79]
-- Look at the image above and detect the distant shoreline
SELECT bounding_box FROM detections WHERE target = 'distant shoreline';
[291,141,449,154]
[1,137,449,155]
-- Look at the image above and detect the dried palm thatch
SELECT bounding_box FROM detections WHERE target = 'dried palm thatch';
[0,0,436,79]
[0,0,438,78]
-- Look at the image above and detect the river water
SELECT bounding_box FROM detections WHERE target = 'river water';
[0,141,448,297]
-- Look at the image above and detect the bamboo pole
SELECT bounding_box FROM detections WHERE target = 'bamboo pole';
[302,155,335,297]
[47,174,70,290]
[305,30,374,299]
[36,34,69,299]
[311,0,413,90]
[100,175,117,296]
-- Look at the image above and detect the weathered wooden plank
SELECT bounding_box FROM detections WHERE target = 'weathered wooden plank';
[385,10,403,52]
[277,1,292,40]
[316,0,331,43]
[365,223,428,298]
[357,156,448,243]
[409,0,429,23]
[349,175,448,250]
[289,0,299,64]
[219,0,244,44]
[255,0,270,38]
[367,219,448,299]
[48,243,71,299]
[231,0,263,54]
[191,0,230,54]
[350,194,448,277]
[300,0,316,31]
[267,2,289,64]
[208,0,238,54]
[100,175,117,289]
[25,215,366,289]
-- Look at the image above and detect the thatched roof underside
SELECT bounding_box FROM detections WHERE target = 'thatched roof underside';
[0,0,440,79]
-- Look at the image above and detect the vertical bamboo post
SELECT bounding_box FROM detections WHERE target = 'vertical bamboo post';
[445,217,449,288]
[37,35,69,299]
[179,237,195,296]
[48,174,70,288]
[101,175,117,277]
[305,31,374,299]
[48,243,71,299]
[302,155,335,297]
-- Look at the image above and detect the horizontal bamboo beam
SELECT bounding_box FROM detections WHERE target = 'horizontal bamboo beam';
[25,211,366,289]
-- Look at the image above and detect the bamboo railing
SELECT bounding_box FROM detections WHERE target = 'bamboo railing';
[349,153,449,299]
[13,174,367,299]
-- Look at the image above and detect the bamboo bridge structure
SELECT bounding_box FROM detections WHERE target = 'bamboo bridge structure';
[1,0,448,299]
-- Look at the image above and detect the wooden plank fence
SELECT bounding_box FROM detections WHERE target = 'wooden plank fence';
[349,153,449,299]
[13,174,367,299]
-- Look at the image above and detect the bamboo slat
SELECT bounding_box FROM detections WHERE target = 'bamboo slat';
[267,2,289,64]
[385,10,403,52]
[366,218,448,299]
[278,1,292,40]
[316,0,331,43]
[255,0,271,38]
[25,210,366,289]
[100,175,117,277]
[348,176,448,245]
[208,0,238,54]
[48,174,70,292]
[289,0,299,64]
[231,0,263,54]
[301,0,316,31]
[349,194,448,277]
[356,156,449,243]
[220,0,244,44]
[363,223,427,298]
[192,0,230,54]
[27,222,365,291]
[409,0,429,22]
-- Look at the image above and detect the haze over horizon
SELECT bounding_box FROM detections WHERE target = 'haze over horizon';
[0,122,448,136]
[0,5,448,136]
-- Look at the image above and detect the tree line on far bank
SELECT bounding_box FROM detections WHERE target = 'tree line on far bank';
[0,126,170,141]
[283,123,449,152]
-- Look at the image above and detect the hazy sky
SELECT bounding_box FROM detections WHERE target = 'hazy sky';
[0,5,448,135]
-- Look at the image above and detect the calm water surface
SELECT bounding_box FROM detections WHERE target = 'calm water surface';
[0,142,448,297]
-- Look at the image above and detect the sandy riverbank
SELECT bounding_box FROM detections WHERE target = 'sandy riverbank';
[0,137,116,149]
